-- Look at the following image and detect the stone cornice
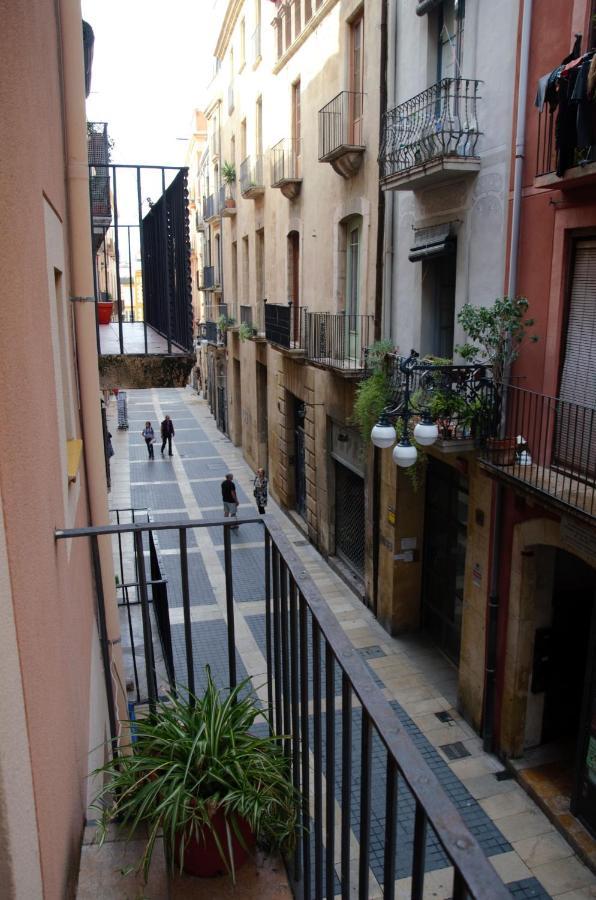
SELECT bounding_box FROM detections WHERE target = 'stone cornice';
[272,0,340,74]
[214,0,245,60]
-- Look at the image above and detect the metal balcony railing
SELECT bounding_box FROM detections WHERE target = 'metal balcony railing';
[240,154,265,195]
[536,103,596,178]
[56,514,510,900]
[240,304,253,326]
[204,320,218,343]
[202,265,221,289]
[379,78,481,180]
[382,355,497,444]
[271,139,301,185]
[303,311,374,370]
[87,122,111,225]
[203,193,218,221]
[264,301,303,349]
[478,383,596,519]
[318,91,365,160]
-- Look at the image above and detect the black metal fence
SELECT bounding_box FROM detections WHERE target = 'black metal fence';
[379,79,481,181]
[271,138,301,184]
[303,311,374,370]
[89,163,193,355]
[478,382,596,519]
[264,300,302,348]
[55,515,509,900]
[319,91,365,160]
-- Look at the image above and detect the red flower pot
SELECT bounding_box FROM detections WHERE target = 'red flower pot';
[179,810,254,878]
[97,301,114,325]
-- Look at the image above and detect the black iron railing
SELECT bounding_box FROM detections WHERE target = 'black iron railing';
[303,311,374,370]
[90,164,193,355]
[382,354,496,443]
[319,91,365,160]
[264,300,302,349]
[478,383,596,519]
[56,515,509,900]
[202,265,215,289]
[240,304,253,326]
[536,104,596,178]
[379,79,481,181]
[271,139,301,185]
[240,155,265,194]
[203,193,218,220]
[204,321,218,343]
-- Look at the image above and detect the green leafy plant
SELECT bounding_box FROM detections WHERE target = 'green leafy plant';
[456,296,538,384]
[218,314,235,333]
[222,161,236,184]
[351,340,395,441]
[91,670,298,883]
[238,322,254,342]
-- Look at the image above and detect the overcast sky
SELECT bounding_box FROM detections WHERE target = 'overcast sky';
[83,0,215,167]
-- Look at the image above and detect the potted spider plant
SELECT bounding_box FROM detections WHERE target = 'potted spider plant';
[91,669,298,883]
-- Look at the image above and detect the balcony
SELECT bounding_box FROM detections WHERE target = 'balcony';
[384,355,496,454]
[203,193,219,223]
[303,311,374,373]
[535,102,596,188]
[270,139,302,199]
[478,383,596,521]
[240,155,265,198]
[59,513,509,900]
[318,91,365,179]
[379,78,481,191]
[194,208,205,232]
[218,183,236,217]
[264,300,304,352]
[201,265,221,291]
[87,122,112,251]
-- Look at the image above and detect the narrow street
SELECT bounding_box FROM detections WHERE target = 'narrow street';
[106,388,596,900]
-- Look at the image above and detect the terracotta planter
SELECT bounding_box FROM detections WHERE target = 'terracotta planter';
[179,810,254,878]
[487,437,516,466]
[97,301,114,325]
[225,198,236,209]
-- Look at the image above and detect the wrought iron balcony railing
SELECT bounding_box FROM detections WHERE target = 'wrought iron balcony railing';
[203,193,219,222]
[240,154,265,196]
[303,311,374,371]
[56,513,510,900]
[536,103,596,178]
[318,90,365,160]
[264,300,303,349]
[382,354,496,444]
[201,265,221,290]
[478,382,596,520]
[271,139,302,185]
[379,78,481,183]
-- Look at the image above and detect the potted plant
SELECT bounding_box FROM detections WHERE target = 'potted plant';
[222,161,236,208]
[456,296,538,464]
[97,292,113,325]
[91,670,298,883]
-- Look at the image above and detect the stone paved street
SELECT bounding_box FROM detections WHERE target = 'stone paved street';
[107,388,596,899]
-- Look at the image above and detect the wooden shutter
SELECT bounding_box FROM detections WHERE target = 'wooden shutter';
[554,240,596,474]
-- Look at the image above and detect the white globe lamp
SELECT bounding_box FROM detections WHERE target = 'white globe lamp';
[413,413,439,447]
[393,438,417,468]
[371,413,396,449]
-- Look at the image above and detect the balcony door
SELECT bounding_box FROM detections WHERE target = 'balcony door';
[345,218,361,362]
[292,80,301,176]
[288,231,300,342]
[349,13,364,145]
[554,239,596,476]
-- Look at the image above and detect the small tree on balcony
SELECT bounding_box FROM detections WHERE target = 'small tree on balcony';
[456,296,538,385]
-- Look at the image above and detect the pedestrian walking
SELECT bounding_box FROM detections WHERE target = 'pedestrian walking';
[160,415,175,456]
[141,421,155,459]
[221,473,239,528]
[253,468,268,514]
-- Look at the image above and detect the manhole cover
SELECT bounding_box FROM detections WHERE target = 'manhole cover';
[439,741,471,761]
[435,710,455,724]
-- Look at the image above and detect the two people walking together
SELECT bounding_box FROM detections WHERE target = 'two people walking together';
[141,415,175,460]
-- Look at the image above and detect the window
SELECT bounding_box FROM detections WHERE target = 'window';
[349,12,364,144]
[284,4,292,49]
[305,0,312,23]
[292,80,301,161]
[242,235,250,302]
[256,96,263,156]
[288,231,300,338]
[437,0,464,81]
[254,0,262,61]
[276,16,283,59]
[239,19,246,68]
[256,228,265,303]
[346,223,360,317]
[232,240,238,300]
[293,0,301,37]
[241,119,247,160]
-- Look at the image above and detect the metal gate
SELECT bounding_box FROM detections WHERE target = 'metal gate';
[334,461,365,575]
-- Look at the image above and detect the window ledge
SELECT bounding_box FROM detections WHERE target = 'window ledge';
[67,439,83,485]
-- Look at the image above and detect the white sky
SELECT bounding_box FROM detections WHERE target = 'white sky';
[82,0,216,167]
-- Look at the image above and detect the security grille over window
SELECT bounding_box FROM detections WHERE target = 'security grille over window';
[335,463,365,575]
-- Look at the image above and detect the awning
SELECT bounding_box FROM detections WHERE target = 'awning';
[416,0,445,16]
[408,222,457,262]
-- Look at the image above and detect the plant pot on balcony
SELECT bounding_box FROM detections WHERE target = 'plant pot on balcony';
[225,197,236,209]
[178,809,254,877]
[486,437,517,466]
[97,300,114,325]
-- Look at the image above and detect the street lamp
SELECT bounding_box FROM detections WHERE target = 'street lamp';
[370,350,439,467]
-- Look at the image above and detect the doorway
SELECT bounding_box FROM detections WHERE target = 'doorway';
[288,231,300,343]
[420,252,456,359]
[294,397,306,518]
[421,458,468,664]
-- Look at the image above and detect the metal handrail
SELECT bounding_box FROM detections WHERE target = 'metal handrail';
[318,90,365,159]
[302,310,374,370]
[239,154,265,194]
[271,138,301,184]
[379,78,481,180]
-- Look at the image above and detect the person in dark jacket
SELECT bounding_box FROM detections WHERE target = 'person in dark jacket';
[221,473,239,528]
[160,415,175,456]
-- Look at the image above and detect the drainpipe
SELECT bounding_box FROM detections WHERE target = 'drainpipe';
[482,0,533,752]
[59,0,126,742]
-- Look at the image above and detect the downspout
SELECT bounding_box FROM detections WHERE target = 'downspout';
[58,0,126,745]
[482,0,533,752]
[372,0,389,615]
